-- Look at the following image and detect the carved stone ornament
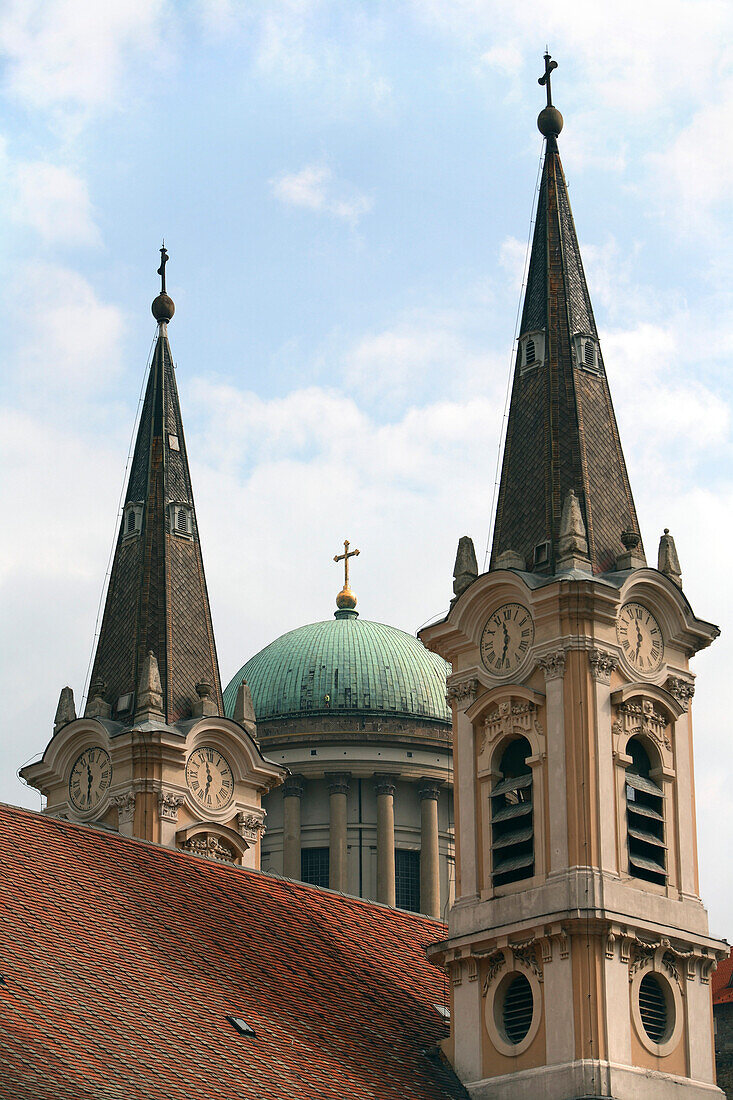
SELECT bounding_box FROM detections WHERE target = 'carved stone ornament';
[629,942,656,980]
[616,697,671,752]
[446,678,479,708]
[237,811,266,842]
[482,951,506,996]
[537,650,566,682]
[665,676,695,711]
[466,956,478,983]
[605,932,616,960]
[662,950,681,988]
[588,649,619,684]
[113,792,136,825]
[326,772,351,796]
[480,699,542,756]
[158,792,185,823]
[182,834,236,863]
[450,959,463,988]
[513,943,543,982]
[374,775,397,797]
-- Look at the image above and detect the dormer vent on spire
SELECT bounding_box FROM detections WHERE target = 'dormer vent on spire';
[491,56,642,576]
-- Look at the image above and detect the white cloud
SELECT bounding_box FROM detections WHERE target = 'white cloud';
[0,0,168,115]
[11,161,100,247]
[8,262,125,393]
[271,163,373,225]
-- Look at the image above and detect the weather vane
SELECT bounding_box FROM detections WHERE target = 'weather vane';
[157,243,169,295]
[538,52,558,107]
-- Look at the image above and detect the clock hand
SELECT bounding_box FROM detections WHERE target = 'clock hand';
[86,765,93,803]
[635,624,643,660]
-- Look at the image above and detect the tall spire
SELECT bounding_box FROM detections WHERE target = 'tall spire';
[490,55,642,576]
[87,251,222,723]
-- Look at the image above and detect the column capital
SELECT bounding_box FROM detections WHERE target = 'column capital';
[326,771,351,795]
[374,773,397,797]
[537,649,566,682]
[418,778,442,801]
[283,774,306,799]
[158,791,184,823]
[588,648,618,684]
[113,791,136,825]
[446,677,479,709]
[665,675,695,710]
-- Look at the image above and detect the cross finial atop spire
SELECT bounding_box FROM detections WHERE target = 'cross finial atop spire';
[538,51,558,107]
[157,243,169,294]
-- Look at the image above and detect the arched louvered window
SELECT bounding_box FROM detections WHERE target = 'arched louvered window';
[491,738,534,887]
[525,339,536,365]
[626,739,666,884]
[584,340,596,367]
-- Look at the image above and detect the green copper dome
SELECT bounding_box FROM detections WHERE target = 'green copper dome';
[223,613,450,724]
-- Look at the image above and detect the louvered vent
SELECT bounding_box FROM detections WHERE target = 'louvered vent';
[502,974,533,1044]
[491,738,534,887]
[626,739,666,885]
[525,339,535,365]
[584,340,596,367]
[638,973,668,1043]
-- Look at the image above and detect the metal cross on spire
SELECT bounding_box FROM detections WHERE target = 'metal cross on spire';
[157,243,169,295]
[334,539,360,590]
[538,51,558,107]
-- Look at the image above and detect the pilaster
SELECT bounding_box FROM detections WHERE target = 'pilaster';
[537,651,568,873]
[447,677,479,900]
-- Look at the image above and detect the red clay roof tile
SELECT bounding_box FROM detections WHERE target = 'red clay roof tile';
[0,804,466,1100]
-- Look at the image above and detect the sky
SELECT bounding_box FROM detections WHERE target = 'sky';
[0,0,731,931]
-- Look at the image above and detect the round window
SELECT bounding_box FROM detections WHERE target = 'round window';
[638,973,670,1044]
[502,973,534,1044]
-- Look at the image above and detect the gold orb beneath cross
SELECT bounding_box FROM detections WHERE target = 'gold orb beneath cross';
[336,586,357,610]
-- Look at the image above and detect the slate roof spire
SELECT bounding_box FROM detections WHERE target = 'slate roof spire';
[490,56,643,576]
[87,251,223,723]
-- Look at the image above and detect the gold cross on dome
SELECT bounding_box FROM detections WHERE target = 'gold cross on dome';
[538,51,558,107]
[334,539,360,589]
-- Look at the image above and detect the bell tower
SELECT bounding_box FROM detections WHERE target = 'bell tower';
[420,57,726,1100]
[21,251,285,865]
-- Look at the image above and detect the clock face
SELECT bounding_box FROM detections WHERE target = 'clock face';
[185,746,234,811]
[480,603,534,676]
[616,603,664,675]
[69,748,112,812]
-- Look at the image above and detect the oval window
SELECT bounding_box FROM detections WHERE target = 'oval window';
[639,972,669,1044]
[502,973,534,1044]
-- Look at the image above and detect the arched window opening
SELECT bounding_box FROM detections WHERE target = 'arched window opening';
[491,737,534,887]
[626,738,666,884]
[525,339,536,365]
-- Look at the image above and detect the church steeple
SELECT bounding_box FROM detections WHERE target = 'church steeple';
[87,250,222,723]
[490,55,642,576]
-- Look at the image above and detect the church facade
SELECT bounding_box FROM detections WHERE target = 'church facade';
[10,57,726,1100]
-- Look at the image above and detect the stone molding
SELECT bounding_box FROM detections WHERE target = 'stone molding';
[537,650,566,681]
[588,648,619,684]
[665,675,695,710]
[182,834,236,863]
[326,772,351,795]
[446,677,479,708]
[480,699,542,757]
[158,792,185,823]
[613,697,671,752]
[374,774,397,797]
[113,792,136,825]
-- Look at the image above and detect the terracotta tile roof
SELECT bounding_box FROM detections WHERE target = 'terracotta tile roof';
[0,804,466,1100]
[713,945,733,1006]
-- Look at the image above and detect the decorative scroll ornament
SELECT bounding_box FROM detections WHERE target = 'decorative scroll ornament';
[158,792,184,823]
[629,942,656,980]
[588,649,618,684]
[616,698,671,751]
[662,951,681,988]
[446,678,479,707]
[482,951,506,996]
[537,650,566,681]
[237,811,266,842]
[513,943,543,982]
[481,700,541,755]
[665,676,695,710]
[182,834,236,863]
[113,792,136,825]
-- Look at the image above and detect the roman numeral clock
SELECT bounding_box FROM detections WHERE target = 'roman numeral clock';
[185,746,235,811]
[480,603,535,676]
[616,602,665,676]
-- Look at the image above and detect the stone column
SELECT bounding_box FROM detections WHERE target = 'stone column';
[374,775,397,906]
[418,779,441,918]
[326,772,350,893]
[282,774,305,880]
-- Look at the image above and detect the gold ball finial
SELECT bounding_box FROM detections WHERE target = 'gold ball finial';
[336,586,357,610]
[333,538,360,617]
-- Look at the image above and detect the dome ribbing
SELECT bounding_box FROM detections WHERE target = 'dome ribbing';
[223,617,450,724]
